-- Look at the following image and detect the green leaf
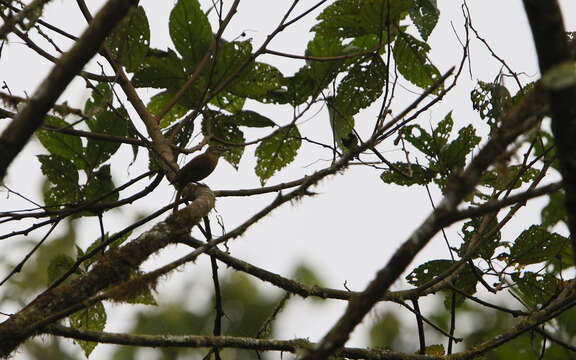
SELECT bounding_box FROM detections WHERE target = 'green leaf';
[210,91,246,113]
[255,125,302,185]
[312,0,365,38]
[440,124,480,171]
[457,216,501,260]
[85,110,128,167]
[481,165,540,191]
[541,191,566,229]
[359,0,411,35]
[122,285,158,306]
[425,344,445,356]
[470,80,511,130]
[401,124,435,157]
[37,116,86,169]
[38,154,81,205]
[69,302,107,357]
[431,111,453,149]
[369,312,401,347]
[147,91,188,128]
[272,65,316,105]
[511,272,562,309]
[406,260,478,309]
[47,254,77,284]
[293,263,324,287]
[81,231,132,269]
[211,40,252,88]
[234,110,276,128]
[83,165,119,206]
[231,62,283,98]
[169,0,212,65]
[84,83,113,118]
[334,55,387,116]
[510,225,571,266]
[106,6,150,72]
[393,32,441,90]
[132,49,187,89]
[202,114,245,168]
[306,34,345,91]
[327,97,355,153]
[380,162,434,185]
[558,306,576,337]
[409,0,439,41]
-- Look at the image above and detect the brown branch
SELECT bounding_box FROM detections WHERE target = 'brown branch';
[0,185,214,357]
[44,324,440,360]
[523,0,576,266]
[300,82,547,360]
[0,91,84,117]
[75,0,178,175]
[0,22,117,82]
[439,181,562,226]
[0,0,53,40]
[264,46,381,62]
[0,0,137,181]
[214,176,307,197]
[448,286,576,360]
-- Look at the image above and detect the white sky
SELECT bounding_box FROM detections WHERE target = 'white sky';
[1,1,576,358]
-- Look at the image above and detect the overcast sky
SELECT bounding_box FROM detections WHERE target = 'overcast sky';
[2,1,576,358]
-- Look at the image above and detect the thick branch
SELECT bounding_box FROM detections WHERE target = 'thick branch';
[301,83,548,359]
[0,0,137,181]
[45,324,439,360]
[523,0,576,264]
[0,186,214,357]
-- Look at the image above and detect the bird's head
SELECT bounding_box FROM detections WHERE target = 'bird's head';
[206,145,228,157]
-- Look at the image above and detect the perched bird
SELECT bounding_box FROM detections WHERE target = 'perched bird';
[173,146,226,186]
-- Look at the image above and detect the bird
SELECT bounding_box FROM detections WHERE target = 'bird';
[172,145,226,186]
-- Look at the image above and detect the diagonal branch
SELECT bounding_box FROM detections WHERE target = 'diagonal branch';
[300,83,548,360]
[0,0,137,181]
[45,324,440,360]
[522,0,576,266]
[0,185,214,357]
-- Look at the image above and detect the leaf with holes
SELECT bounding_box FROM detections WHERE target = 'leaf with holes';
[380,162,434,186]
[37,116,87,169]
[82,165,118,209]
[132,49,188,90]
[457,216,501,260]
[510,225,571,266]
[511,272,562,309]
[335,55,386,116]
[147,91,188,128]
[85,110,128,167]
[393,33,441,91]
[255,126,301,185]
[169,0,212,66]
[312,0,365,38]
[38,154,80,206]
[406,259,479,309]
[211,40,252,89]
[409,0,439,41]
[69,302,107,357]
[202,114,245,168]
[230,62,283,99]
[107,6,150,72]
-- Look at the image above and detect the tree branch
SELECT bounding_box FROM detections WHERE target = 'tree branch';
[0,0,137,181]
[523,0,576,265]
